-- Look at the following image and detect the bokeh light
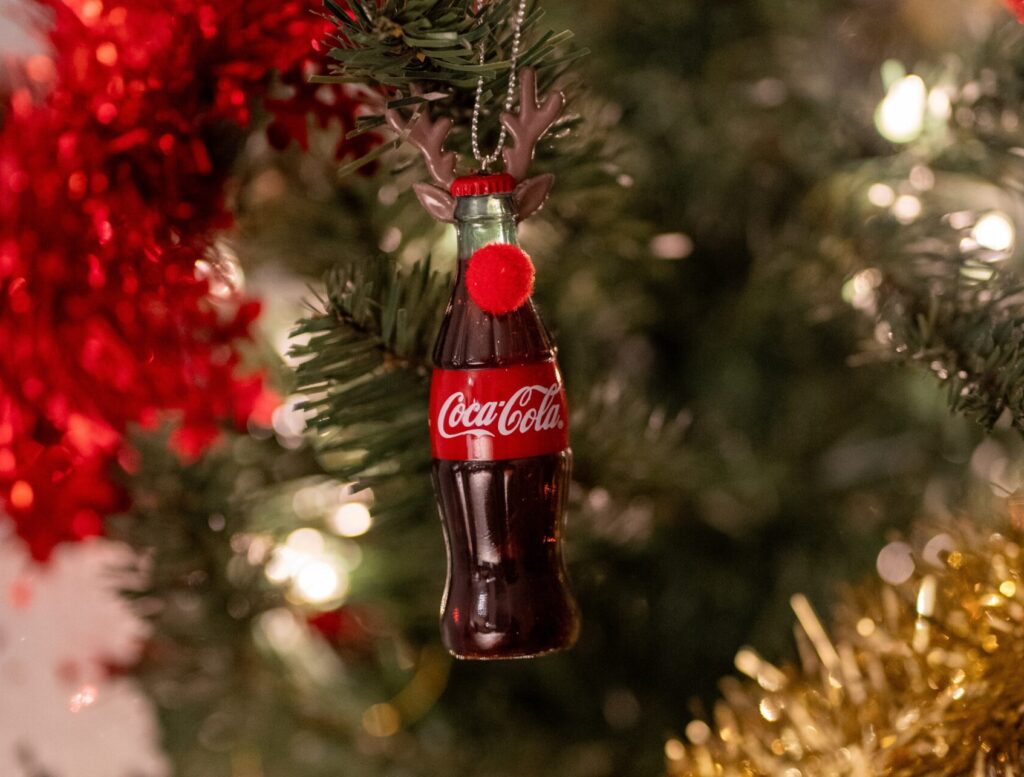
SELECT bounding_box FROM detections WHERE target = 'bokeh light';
[876,74,927,143]
[328,502,373,538]
[972,211,1015,253]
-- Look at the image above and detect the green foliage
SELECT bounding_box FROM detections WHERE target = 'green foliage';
[317,0,585,174]
[106,431,344,777]
[799,22,1024,435]
[292,256,448,520]
[109,430,462,777]
[321,0,576,89]
[880,238,1024,431]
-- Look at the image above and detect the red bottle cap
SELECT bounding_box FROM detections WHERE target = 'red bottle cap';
[450,173,517,197]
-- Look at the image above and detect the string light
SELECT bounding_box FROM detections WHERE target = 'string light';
[263,528,351,605]
[971,211,1015,254]
[876,74,927,143]
[286,528,325,556]
[866,183,895,207]
[272,395,308,449]
[649,232,694,260]
[293,560,342,603]
[329,502,373,538]
[842,268,882,311]
[892,194,922,223]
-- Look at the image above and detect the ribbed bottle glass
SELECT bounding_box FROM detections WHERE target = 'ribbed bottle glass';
[431,192,580,659]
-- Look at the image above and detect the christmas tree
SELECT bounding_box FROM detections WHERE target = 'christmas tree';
[5,0,1024,775]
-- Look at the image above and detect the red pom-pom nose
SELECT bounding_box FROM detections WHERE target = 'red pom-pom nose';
[465,243,535,314]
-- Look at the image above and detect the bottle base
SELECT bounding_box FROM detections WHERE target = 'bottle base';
[441,610,580,660]
[444,635,579,661]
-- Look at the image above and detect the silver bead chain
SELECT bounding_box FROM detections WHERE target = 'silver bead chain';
[470,0,528,170]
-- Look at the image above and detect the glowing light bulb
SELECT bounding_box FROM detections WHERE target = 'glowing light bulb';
[272,395,308,448]
[649,232,694,260]
[258,608,304,652]
[972,211,1015,254]
[892,194,922,224]
[876,74,927,143]
[329,502,373,537]
[867,183,895,207]
[927,88,952,120]
[293,560,341,603]
[841,268,882,311]
[286,527,325,555]
[264,546,302,583]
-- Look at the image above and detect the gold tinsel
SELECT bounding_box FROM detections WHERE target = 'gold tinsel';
[669,515,1024,777]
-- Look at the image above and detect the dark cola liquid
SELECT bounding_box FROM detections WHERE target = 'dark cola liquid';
[433,452,578,658]
[431,197,580,659]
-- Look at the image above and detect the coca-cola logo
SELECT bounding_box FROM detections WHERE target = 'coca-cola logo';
[436,384,565,439]
[429,364,570,461]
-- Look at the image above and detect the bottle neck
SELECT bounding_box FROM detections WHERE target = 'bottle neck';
[454,194,519,260]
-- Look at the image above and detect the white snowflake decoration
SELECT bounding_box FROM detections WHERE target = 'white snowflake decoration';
[0,0,51,60]
[0,524,169,777]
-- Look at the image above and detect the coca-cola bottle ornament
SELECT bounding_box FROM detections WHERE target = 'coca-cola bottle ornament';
[386,66,580,659]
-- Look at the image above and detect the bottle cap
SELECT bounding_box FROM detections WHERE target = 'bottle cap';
[450,173,516,198]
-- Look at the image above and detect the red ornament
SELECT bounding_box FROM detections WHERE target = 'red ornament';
[1007,0,1024,22]
[308,605,381,660]
[465,243,535,314]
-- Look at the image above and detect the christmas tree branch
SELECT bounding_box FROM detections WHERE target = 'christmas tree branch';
[879,258,1024,432]
[319,0,581,92]
[801,26,1024,436]
[107,432,315,773]
[108,430,440,775]
[316,0,586,174]
[291,256,449,518]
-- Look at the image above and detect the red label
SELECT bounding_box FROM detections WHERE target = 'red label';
[429,362,570,461]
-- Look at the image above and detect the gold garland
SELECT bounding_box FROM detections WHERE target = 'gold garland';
[667,515,1024,776]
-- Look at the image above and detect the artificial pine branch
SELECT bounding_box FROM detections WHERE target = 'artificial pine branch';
[811,180,1024,434]
[572,381,694,500]
[880,265,1024,432]
[794,24,1024,437]
[106,432,319,775]
[108,431,436,776]
[316,0,586,173]
[291,255,449,519]
[319,0,580,92]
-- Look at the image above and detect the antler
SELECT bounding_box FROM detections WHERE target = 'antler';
[386,99,458,223]
[500,68,565,181]
[385,104,457,188]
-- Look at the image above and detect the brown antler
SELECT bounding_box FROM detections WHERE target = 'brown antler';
[386,99,458,223]
[385,104,457,188]
[500,68,565,181]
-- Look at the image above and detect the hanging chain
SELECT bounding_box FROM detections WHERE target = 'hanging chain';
[470,0,528,171]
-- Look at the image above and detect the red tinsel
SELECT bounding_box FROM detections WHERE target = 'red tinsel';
[0,0,368,559]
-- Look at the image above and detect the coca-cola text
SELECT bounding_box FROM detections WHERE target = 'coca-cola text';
[429,363,569,461]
